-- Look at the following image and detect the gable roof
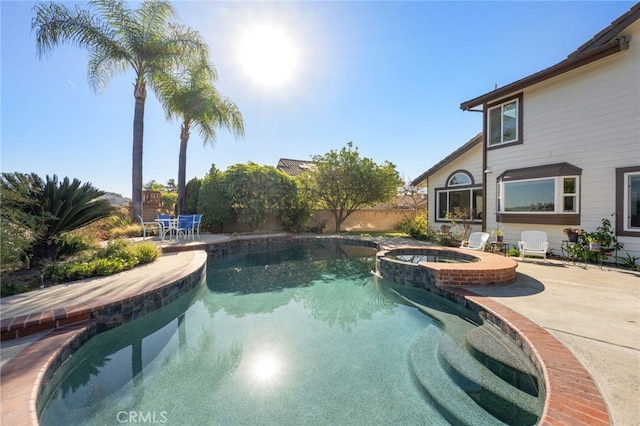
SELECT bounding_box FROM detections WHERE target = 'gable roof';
[461,2,640,111]
[411,132,482,186]
[276,158,315,176]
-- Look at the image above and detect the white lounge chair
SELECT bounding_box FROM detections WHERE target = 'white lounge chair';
[138,215,160,240]
[460,232,490,251]
[518,231,549,262]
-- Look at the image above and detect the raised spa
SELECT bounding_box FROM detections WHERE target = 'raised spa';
[377,246,518,287]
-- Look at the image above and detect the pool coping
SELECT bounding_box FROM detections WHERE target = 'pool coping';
[0,234,611,425]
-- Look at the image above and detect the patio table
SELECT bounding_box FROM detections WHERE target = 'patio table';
[155,218,178,241]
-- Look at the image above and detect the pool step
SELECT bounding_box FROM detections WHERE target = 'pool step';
[409,325,506,426]
[437,333,541,425]
[466,323,541,396]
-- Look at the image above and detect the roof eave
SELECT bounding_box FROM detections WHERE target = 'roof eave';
[460,36,630,111]
[410,133,483,186]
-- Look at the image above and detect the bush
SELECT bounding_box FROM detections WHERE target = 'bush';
[109,224,144,239]
[508,247,520,257]
[131,242,161,264]
[44,240,160,283]
[396,215,428,240]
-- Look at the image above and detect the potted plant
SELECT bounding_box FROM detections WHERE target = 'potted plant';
[586,235,601,251]
[492,227,504,242]
[563,227,583,243]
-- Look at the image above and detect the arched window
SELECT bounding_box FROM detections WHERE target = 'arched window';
[436,170,482,222]
[448,172,472,186]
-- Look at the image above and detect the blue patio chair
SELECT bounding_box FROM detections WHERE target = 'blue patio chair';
[176,214,195,241]
[193,214,203,239]
[157,214,173,241]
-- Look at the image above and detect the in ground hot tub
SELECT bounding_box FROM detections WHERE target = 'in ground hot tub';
[376,246,517,287]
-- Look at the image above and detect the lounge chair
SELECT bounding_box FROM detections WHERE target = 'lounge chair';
[518,231,549,262]
[138,215,160,240]
[460,232,490,251]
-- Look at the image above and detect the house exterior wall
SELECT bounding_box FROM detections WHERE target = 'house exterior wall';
[484,20,640,258]
[426,142,484,235]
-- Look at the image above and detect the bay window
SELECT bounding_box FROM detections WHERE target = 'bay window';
[497,163,581,225]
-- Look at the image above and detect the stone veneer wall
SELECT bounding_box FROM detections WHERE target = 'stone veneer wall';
[376,247,517,287]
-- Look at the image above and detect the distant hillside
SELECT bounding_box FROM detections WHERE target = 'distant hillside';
[98,192,131,207]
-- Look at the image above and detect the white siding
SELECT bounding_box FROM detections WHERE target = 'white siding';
[427,142,483,233]
[485,20,640,259]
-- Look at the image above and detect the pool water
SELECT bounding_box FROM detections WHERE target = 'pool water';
[39,243,542,425]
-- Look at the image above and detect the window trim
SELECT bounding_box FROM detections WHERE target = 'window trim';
[616,166,640,236]
[499,176,580,214]
[436,171,482,222]
[497,162,581,225]
[436,187,483,222]
[486,93,523,149]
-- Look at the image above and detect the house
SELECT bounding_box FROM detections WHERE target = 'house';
[414,3,640,259]
[411,133,483,237]
[276,158,315,176]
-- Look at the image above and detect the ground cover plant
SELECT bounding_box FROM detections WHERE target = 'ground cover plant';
[0,172,161,297]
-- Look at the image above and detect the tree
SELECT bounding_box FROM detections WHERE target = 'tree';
[1,173,115,266]
[223,163,294,231]
[303,143,401,232]
[155,57,244,215]
[0,174,44,271]
[184,177,201,214]
[197,165,231,232]
[32,0,207,220]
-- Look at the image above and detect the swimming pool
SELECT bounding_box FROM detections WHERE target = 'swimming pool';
[38,242,542,425]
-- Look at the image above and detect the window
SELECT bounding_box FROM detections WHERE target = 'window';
[617,167,640,235]
[497,163,581,225]
[626,173,640,230]
[448,172,471,186]
[436,171,482,222]
[487,94,522,147]
[500,176,578,213]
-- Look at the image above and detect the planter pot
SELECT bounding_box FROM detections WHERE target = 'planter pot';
[497,236,504,242]
[567,232,578,242]
[589,242,601,251]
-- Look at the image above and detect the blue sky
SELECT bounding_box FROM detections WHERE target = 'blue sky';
[1,1,635,198]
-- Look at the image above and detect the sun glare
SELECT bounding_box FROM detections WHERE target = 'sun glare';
[248,350,285,386]
[237,25,299,89]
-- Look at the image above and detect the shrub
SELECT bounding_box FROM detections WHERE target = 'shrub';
[396,215,428,240]
[508,247,520,257]
[109,224,144,239]
[131,242,161,263]
[44,240,160,283]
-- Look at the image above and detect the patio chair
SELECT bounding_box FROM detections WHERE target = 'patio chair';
[138,215,160,240]
[157,214,173,241]
[176,214,195,241]
[459,232,490,251]
[193,214,203,239]
[518,231,549,262]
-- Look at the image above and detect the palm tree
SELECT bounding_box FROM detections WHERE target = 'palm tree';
[32,0,208,220]
[155,58,244,215]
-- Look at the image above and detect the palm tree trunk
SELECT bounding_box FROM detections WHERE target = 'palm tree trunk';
[177,121,190,215]
[131,79,146,220]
